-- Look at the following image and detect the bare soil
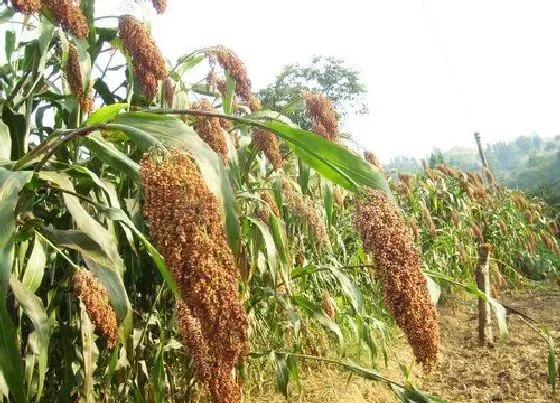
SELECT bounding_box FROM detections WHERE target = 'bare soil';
[247,287,560,402]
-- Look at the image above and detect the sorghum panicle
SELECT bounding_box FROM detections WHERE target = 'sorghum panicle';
[118,15,167,100]
[257,192,280,222]
[208,46,252,101]
[151,0,166,14]
[66,44,93,114]
[164,77,174,107]
[282,180,330,248]
[249,95,261,112]
[355,190,439,370]
[252,129,282,170]
[42,0,89,39]
[191,99,229,163]
[322,293,336,320]
[11,0,41,14]
[304,92,339,141]
[420,202,437,237]
[71,269,118,347]
[364,151,383,171]
[140,149,247,402]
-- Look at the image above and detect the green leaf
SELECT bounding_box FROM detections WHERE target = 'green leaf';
[0,7,15,24]
[21,237,46,293]
[74,40,91,95]
[173,52,205,77]
[247,215,278,282]
[322,182,334,227]
[151,341,165,403]
[79,302,98,403]
[269,214,288,267]
[0,120,11,162]
[272,352,288,398]
[222,72,235,115]
[40,227,129,324]
[9,276,50,402]
[0,168,32,403]
[96,206,179,298]
[329,266,363,313]
[5,31,15,63]
[39,172,124,274]
[264,120,388,192]
[291,295,342,341]
[84,103,127,126]
[81,133,139,183]
[109,112,241,255]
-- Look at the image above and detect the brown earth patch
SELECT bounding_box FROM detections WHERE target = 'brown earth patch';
[246,287,560,402]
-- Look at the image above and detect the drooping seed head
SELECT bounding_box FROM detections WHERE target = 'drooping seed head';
[355,189,439,370]
[71,268,118,347]
[191,99,229,163]
[140,149,247,402]
[118,15,167,100]
[151,0,166,14]
[11,0,41,14]
[304,92,339,141]
[207,46,252,101]
[252,128,282,170]
[42,0,89,39]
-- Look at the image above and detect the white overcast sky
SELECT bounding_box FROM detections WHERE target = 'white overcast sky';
[14,1,560,160]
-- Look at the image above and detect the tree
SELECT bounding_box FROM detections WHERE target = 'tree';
[428,148,445,168]
[257,56,367,129]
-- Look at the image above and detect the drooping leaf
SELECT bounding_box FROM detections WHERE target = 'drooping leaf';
[264,120,389,193]
[0,168,32,403]
[329,266,363,313]
[424,273,441,306]
[81,133,139,183]
[9,276,50,402]
[272,352,288,398]
[247,215,278,282]
[21,237,46,293]
[322,182,334,227]
[79,302,98,403]
[39,172,124,274]
[40,227,129,324]
[291,295,342,342]
[84,103,127,126]
[0,120,11,162]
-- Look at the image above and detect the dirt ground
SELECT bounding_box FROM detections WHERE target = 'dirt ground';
[247,287,560,402]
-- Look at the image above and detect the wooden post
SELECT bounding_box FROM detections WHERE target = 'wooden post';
[475,243,493,345]
[474,132,489,169]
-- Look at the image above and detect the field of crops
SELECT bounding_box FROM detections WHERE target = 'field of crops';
[0,1,558,402]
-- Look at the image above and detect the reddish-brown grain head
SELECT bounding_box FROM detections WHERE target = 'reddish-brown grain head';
[304,92,339,141]
[118,15,167,100]
[71,269,118,347]
[208,46,252,101]
[191,99,229,163]
[151,0,167,14]
[140,149,247,402]
[355,190,439,370]
[252,129,282,170]
[11,0,41,14]
[42,0,89,39]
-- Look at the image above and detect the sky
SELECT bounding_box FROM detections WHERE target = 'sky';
[10,1,560,161]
